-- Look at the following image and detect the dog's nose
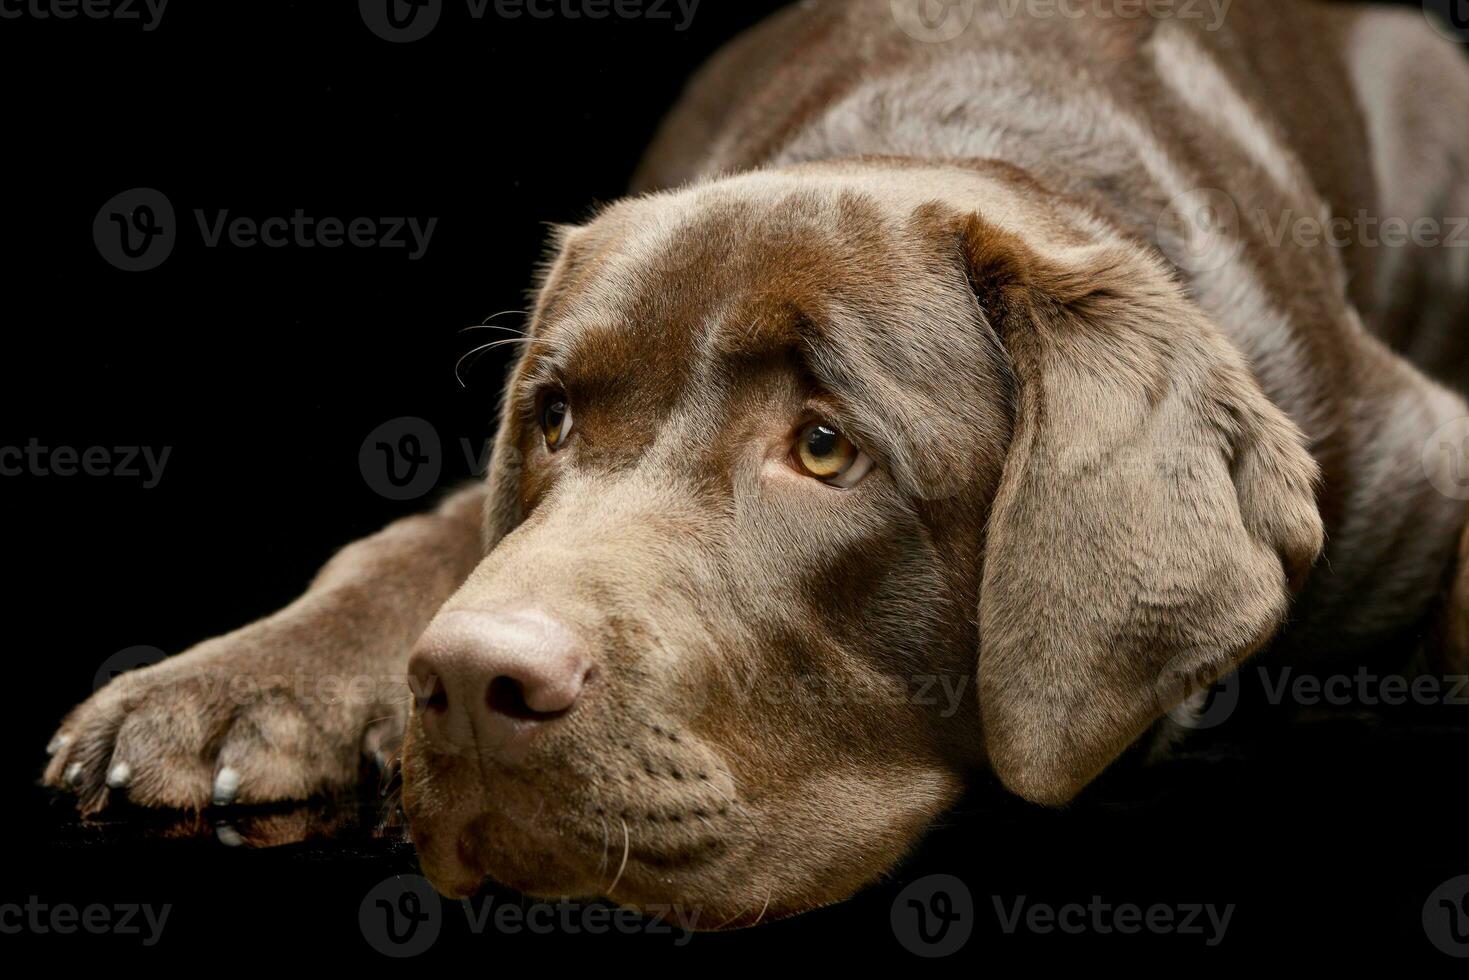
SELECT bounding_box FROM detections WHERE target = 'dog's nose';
[409,609,592,763]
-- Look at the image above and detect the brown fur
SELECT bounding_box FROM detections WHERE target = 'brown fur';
[45,0,1469,926]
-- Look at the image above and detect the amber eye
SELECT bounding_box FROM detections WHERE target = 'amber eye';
[540,395,573,450]
[795,420,874,488]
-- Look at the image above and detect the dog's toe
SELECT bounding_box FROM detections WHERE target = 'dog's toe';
[212,766,242,806]
[46,633,407,814]
[105,696,218,810]
[215,821,246,847]
[42,695,132,812]
[105,761,132,789]
[210,704,361,805]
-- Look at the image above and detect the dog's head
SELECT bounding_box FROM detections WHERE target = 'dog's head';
[402,161,1322,925]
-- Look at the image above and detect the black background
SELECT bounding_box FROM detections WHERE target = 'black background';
[4,0,1468,968]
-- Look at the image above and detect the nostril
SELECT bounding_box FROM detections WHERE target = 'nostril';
[487,675,570,723]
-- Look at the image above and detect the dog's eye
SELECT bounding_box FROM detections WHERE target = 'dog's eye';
[540,395,573,450]
[794,421,873,488]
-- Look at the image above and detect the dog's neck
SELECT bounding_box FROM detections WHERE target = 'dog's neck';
[765,59,1469,665]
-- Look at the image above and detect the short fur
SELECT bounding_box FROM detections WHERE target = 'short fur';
[46,0,1469,925]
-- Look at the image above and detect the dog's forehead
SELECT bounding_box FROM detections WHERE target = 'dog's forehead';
[534,172,993,390]
[541,166,1092,363]
[521,171,1018,495]
[551,179,914,357]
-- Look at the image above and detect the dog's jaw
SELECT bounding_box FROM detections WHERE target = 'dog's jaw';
[402,707,754,911]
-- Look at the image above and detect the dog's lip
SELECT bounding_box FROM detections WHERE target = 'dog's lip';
[562,820,730,871]
[498,778,734,872]
[414,809,565,899]
[415,790,730,903]
[411,824,491,899]
[406,725,744,900]
[431,866,491,900]
[421,803,804,927]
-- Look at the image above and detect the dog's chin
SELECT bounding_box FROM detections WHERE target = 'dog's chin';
[409,786,602,900]
[408,776,725,906]
[419,813,865,930]
[411,811,756,926]
[449,812,603,898]
[407,782,817,928]
[402,717,785,918]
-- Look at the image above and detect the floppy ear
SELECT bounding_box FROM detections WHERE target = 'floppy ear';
[962,215,1324,806]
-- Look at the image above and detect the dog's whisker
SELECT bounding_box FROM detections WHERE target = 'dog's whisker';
[711,880,774,931]
[462,337,533,353]
[459,323,528,337]
[605,818,631,897]
[455,338,533,387]
[596,812,611,880]
[700,766,768,869]
[480,309,528,326]
[750,885,774,928]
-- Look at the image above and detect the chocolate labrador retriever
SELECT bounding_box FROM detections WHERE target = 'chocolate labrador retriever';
[45,0,1469,926]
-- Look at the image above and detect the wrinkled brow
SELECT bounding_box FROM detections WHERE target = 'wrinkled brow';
[788,297,1013,499]
[703,302,944,486]
[516,276,1007,501]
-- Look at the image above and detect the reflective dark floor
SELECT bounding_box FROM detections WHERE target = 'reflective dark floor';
[14,706,1469,967]
[45,792,403,852]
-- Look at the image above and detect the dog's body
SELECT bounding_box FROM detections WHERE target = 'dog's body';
[46,0,1469,924]
[639,0,1469,662]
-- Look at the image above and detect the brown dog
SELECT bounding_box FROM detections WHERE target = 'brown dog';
[45,0,1469,925]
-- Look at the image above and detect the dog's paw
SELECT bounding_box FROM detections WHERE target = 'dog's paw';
[43,614,406,815]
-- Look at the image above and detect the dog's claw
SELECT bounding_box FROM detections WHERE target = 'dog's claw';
[105,762,132,790]
[63,762,83,788]
[46,734,70,756]
[212,767,241,806]
[215,822,245,848]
